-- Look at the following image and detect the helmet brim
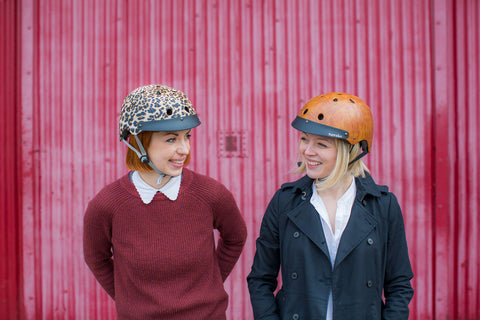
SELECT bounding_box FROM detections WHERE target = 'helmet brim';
[138,114,201,132]
[291,116,349,141]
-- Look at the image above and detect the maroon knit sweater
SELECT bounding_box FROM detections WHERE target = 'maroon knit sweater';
[83,168,247,320]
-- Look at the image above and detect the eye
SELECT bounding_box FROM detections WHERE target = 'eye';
[166,137,176,143]
[185,133,192,140]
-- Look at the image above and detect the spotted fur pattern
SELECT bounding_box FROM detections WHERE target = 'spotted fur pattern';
[119,84,197,139]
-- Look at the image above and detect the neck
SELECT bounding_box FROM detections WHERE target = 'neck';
[138,171,172,189]
[316,174,353,200]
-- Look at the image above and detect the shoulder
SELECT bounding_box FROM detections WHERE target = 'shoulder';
[94,173,134,197]
[182,168,226,191]
[277,174,314,199]
[87,173,137,212]
[279,174,314,193]
[355,172,389,198]
[181,168,234,202]
[266,175,314,210]
[355,173,403,221]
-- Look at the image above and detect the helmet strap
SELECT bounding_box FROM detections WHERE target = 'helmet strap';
[348,141,369,166]
[122,136,170,186]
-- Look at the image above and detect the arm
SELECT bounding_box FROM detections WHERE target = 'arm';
[213,187,248,281]
[247,194,282,320]
[382,194,414,320]
[83,199,115,299]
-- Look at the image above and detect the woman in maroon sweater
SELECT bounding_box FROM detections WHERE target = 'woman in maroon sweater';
[83,84,247,320]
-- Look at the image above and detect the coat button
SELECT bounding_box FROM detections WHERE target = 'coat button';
[367,280,373,287]
[367,238,374,245]
[293,231,300,238]
[292,314,299,320]
[291,272,298,280]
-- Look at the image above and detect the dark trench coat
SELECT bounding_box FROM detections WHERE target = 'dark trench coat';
[247,173,414,320]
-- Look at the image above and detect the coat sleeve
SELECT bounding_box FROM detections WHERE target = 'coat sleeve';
[247,191,282,320]
[212,186,248,281]
[382,193,414,320]
[83,198,116,299]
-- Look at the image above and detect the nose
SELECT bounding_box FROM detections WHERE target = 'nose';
[177,138,190,155]
[303,142,315,155]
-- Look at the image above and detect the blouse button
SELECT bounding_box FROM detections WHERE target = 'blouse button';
[367,238,374,245]
[292,314,299,320]
[367,280,373,287]
[291,272,298,280]
[293,231,300,238]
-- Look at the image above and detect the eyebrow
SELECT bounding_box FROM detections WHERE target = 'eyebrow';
[302,133,333,143]
[316,138,334,144]
[163,130,191,136]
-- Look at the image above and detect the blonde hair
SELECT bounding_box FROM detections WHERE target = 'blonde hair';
[294,139,369,191]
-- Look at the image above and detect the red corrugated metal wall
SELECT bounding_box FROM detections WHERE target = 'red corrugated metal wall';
[1,0,479,319]
[449,0,480,317]
[1,0,22,319]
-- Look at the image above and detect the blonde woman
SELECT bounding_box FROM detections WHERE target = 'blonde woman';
[248,92,413,320]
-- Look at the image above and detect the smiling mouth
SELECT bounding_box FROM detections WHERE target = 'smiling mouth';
[307,161,321,166]
[170,160,184,166]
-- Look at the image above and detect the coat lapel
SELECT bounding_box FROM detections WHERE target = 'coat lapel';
[334,200,377,268]
[286,201,330,260]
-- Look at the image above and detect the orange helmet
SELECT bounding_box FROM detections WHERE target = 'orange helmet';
[291,92,373,159]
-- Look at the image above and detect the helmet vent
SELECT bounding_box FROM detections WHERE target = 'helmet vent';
[302,109,309,115]
[333,98,338,102]
[349,98,355,103]
[318,113,324,120]
[166,108,173,115]
[185,106,190,113]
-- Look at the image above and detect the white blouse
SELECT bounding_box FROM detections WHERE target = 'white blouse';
[310,177,356,320]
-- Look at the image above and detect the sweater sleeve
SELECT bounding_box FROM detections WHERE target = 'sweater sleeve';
[83,196,116,299]
[211,185,247,281]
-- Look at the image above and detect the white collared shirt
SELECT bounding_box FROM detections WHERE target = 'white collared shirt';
[130,171,181,204]
[310,177,356,320]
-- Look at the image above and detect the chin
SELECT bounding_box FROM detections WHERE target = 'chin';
[306,172,327,180]
[168,169,183,177]
[306,173,319,180]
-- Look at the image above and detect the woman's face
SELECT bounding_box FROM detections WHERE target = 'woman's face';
[298,132,338,180]
[147,129,191,177]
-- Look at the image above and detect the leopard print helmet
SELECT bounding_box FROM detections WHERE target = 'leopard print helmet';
[119,84,201,140]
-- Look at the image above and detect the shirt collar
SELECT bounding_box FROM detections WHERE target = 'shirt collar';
[131,171,181,204]
[310,176,356,235]
[310,176,356,205]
